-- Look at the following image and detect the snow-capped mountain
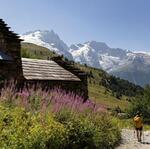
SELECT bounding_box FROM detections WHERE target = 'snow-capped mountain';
[21,30,150,86]
[69,41,150,86]
[21,30,73,60]
[70,41,132,72]
[111,52,150,86]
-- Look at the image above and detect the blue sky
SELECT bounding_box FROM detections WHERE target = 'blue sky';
[0,0,150,51]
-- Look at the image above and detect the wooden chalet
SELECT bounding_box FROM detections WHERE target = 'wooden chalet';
[0,19,88,100]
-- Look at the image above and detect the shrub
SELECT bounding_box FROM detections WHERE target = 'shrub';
[0,82,121,148]
[92,114,121,149]
[55,110,95,148]
[55,110,121,149]
[0,105,67,149]
[127,85,150,123]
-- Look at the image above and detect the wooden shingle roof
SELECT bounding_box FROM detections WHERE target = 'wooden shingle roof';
[22,58,81,81]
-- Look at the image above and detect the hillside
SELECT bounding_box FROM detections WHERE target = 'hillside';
[21,42,59,59]
[75,64,143,110]
[21,30,73,60]
[21,43,143,110]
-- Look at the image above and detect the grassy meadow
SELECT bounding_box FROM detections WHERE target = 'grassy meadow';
[88,84,129,110]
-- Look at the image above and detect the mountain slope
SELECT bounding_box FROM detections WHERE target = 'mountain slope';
[21,42,59,59]
[70,41,150,86]
[21,30,73,60]
[21,43,143,109]
[111,53,150,86]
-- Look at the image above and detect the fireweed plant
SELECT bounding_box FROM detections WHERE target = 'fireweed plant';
[0,81,121,149]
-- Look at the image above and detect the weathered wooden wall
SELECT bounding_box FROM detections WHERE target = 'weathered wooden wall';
[22,80,84,96]
[0,19,23,80]
[0,61,16,79]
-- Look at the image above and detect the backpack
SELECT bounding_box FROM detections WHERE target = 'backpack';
[133,116,143,128]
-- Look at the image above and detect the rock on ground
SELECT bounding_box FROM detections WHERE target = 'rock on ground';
[116,129,150,149]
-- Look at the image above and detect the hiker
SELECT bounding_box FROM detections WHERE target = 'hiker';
[133,111,143,142]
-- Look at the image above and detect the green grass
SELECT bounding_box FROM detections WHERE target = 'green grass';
[112,117,150,130]
[112,117,133,129]
[21,42,58,59]
[76,63,124,108]
[89,84,129,110]
[144,125,150,130]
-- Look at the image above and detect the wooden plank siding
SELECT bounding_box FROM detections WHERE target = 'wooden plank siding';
[22,58,81,81]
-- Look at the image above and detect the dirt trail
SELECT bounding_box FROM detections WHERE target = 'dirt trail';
[116,129,150,149]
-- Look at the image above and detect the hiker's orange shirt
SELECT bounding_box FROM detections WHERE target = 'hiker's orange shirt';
[133,115,143,128]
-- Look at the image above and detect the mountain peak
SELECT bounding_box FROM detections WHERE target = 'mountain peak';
[23,30,59,38]
[21,30,73,60]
